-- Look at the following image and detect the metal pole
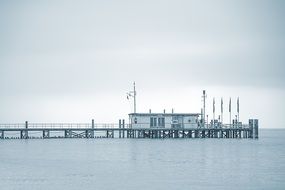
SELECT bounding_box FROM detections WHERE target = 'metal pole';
[213,98,215,128]
[221,97,223,124]
[25,121,28,139]
[92,119,94,128]
[202,90,206,127]
[229,97,231,128]
[133,82,136,113]
[238,113,239,124]
[92,119,95,138]
[122,119,125,138]
[119,119,121,138]
[237,97,239,123]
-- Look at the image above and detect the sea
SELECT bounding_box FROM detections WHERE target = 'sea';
[0,129,284,190]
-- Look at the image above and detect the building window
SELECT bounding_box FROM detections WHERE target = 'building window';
[153,118,157,127]
[172,116,178,124]
[150,117,157,127]
[151,117,161,127]
[158,117,165,127]
[134,118,137,124]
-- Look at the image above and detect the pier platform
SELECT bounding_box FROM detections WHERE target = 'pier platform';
[0,119,258,139]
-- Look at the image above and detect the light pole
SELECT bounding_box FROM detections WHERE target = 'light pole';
[127,82,137,113]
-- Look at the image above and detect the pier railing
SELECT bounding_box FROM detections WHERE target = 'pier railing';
[0,123,249,129]
[0,123,25,128]
[204,124,250,129]
[0,123,125,129]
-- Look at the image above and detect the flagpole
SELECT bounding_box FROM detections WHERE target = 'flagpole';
[237,97,239,124]
[221,97,223,124]
[213,98,215,128]
[133,82,136,113]
[229,97,231,128]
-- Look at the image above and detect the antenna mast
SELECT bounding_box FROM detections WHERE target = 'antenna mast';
[127,82,137,113]
[202,90,206,128]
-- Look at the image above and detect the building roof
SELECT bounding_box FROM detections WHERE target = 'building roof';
[128,113,200,117]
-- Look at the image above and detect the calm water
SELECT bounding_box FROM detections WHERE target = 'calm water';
[0,129,284,190]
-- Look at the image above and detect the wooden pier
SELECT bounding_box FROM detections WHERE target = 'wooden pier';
[0,119,258,139]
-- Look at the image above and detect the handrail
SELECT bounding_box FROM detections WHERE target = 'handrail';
[0,123,122,129]
[0,123,249,129]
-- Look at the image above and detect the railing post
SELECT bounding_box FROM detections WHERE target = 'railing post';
[91,119,95,138]
[92,119,94,128]
[24,121,28,139]
[119,119,121,138]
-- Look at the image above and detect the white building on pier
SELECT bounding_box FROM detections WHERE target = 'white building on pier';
[129,112,200,129]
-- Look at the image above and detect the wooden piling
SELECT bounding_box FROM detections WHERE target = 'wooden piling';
[0,130,4,139]
[122,119,125,138]
[119,119,121,138]
[254,119,259,139]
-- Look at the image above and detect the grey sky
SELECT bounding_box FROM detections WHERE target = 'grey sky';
[0,0,285,127]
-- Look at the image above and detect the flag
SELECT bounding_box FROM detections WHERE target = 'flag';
[221,98,223,113]
[237,97,239,113]
[213,98,215,113]
[229,98,231,112]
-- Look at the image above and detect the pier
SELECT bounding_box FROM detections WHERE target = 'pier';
[0,119,258,139]
[0,88,259,140]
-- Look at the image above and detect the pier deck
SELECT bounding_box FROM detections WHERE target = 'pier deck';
[0,120,258,139]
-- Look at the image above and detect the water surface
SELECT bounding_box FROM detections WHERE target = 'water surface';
[0,129,284,190]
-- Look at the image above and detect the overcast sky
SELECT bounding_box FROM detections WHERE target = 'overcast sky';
[0,0,285,127]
